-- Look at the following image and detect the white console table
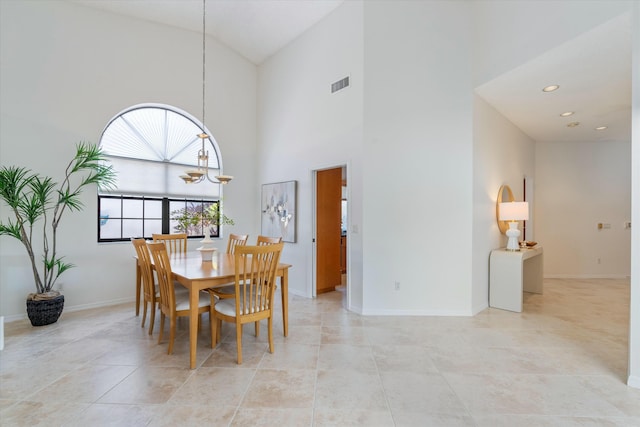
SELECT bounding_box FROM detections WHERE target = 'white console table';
[489,246,543,312]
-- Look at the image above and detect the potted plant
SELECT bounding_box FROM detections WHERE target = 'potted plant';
[0,142,116,326]
[171,201,233,238]
[202,201,234,238]
[170,206,201,235]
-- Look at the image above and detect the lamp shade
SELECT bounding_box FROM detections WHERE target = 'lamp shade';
[499,201,529,221]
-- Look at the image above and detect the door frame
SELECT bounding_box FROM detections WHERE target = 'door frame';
[311,163,349,306]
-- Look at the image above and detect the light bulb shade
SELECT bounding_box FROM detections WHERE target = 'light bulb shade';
[499,202,529,221]
[186,169,205,179]
[215,175,233,184]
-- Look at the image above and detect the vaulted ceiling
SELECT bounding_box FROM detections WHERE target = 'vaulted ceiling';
[70,0,631,145]
[70,0,344,64]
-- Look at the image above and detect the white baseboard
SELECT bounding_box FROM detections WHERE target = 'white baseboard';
[2,312,28,323]
[472,303,489,315]
[361,308,473,316]
[628,375,640,389]
[287,288,307,298]
[544,274,631,280]
[347,304,363,315]
[2,297,135,324]
[62,297,134,314]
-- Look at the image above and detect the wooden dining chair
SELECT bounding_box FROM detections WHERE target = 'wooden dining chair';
[210,242,284,364]
[147,241,212,354]
[152,233,188,254]
[253,235,284,336]
[207,233,249,301]
[132,238,159,335]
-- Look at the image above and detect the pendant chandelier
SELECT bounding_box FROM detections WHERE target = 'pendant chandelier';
[181,0,232,185]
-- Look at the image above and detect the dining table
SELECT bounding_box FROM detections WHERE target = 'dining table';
[135,249,292,369]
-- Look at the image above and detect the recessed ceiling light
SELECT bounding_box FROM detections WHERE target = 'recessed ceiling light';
[560,111,574,117]
[567,122,580,128]
[542,85,560,92]
[595,126,608,131]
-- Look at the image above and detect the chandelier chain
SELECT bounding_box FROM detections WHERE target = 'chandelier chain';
[201,0,206,138]
[180,0,232,185]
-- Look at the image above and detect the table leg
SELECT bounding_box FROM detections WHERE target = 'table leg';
[281,268,288,337]
[135,261,141,316]
[523,254,544,294]
[189,286,198,369]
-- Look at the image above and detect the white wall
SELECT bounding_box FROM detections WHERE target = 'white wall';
[260,0,478,315]
[363,1,474,315]
[535,141,632,278]
[472,96,536,313]
[258,1,364,307]
[0,1,257,319]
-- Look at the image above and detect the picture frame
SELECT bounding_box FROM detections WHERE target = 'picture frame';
[261,180,297,243]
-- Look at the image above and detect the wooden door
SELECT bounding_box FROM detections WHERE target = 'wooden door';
[316,167,342,294]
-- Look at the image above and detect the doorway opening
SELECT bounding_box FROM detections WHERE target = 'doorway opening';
[313,165,347,300]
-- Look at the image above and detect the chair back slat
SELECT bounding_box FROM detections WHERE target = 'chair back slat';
[256,235,282,246]
[152,233,188,254]
[147,242,175,313]
[132,238,155,301]
[227,233,249,254]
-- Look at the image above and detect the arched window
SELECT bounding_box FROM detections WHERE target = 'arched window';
[98,104,226,242]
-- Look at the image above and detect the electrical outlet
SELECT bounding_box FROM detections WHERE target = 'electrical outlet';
[394,281,400,290]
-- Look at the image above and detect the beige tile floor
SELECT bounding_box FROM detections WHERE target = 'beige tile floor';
[1,278,639,426]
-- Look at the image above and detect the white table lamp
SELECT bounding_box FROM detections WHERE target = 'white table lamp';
[499,201,529,251]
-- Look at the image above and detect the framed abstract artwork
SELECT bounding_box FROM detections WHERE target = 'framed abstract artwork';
[261,180,297,243]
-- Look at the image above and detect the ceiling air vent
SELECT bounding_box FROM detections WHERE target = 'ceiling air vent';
[331,76,350,93]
